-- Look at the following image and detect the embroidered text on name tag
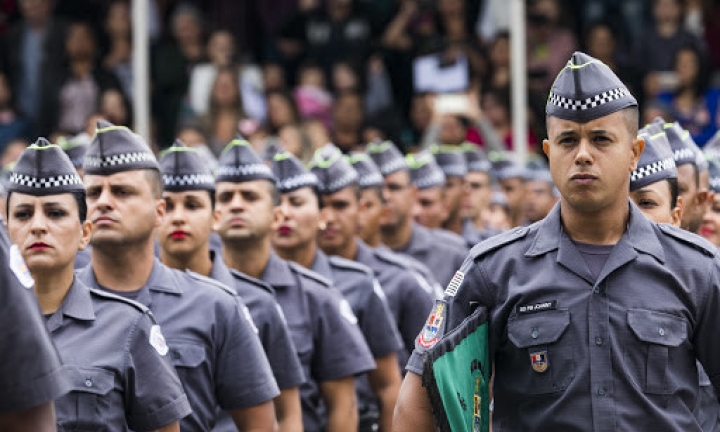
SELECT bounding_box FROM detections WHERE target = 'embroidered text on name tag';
[517,300,557,315]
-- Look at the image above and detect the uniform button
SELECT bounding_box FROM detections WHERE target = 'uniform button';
[531,328,539,339]
[598,388,606,396]
[659,328,665,336]
[593,286,600,294]
[85,379,93,388]
[595,337,603,346]
[514,228,525,235]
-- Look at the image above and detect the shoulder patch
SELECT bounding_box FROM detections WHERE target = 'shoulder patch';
[372,248,408,269]
[149,325,169,356]
[185,270,238,297]
[657,224,717,257]
[469,226,530,260]
[328,255,374,276]
[288,261,332,287]
[88,287,150,313]
[229,269,275,294]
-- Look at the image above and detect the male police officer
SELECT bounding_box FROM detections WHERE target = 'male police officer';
[407,152,449,230]
[76,121,280,432]
[460,144,496,247]
[212,140,375,432]
[156,139,305,432]
[430,144,468,235]
[522,167,558,224]
[367,141,467,287]
[396,51,720,431]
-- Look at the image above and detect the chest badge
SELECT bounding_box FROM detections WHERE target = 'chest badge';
[530,350,548,373]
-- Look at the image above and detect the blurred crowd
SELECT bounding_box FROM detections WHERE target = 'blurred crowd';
[1,0,720,166]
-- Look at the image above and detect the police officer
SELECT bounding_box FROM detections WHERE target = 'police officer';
[490,153,527,228]
[155,139,305,432]
[522,166,558,225]
[212,140,376,432]
[5,139,191,432]
[430,144,469,236]
[407,151,449,230]
[397,51,720,431]
[76,121,280,432]
[58,134,92,269]
[367,141,467,287]
[460,143,497,247]
[0,167,70,431]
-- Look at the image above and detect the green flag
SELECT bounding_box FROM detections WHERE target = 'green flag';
[422,306,490,432]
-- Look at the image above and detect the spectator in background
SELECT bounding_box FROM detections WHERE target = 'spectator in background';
[435,0,486,82]
[278,123,315,163]
[0,72,29,150]
[0,138,28,168]
[152,2,206,146]
[175,121,219,170]
[98,87,131,127]
[480,86,537,152]
[485,30,510,89]
[657,45,720,146]
[294,62,333,130]
[266,90,301,136]
[199,66,245,153]
[3,0,68,133]
[331,91,365,152]
[262,61,287,93]
[101,0,133,102]
[40,21,121,136]
[583,21,638,96]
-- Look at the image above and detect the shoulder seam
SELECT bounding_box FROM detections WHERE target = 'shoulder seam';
[186,270,238,297]
[88,287,149,313]
[288,262,332,287]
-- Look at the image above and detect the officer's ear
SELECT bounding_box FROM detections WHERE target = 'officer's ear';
[78,220,92,251]
[630,136,645,173]
[671,196,684,228]
[542,139,550,157]
[154,197,166,228]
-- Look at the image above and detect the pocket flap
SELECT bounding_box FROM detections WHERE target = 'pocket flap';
[66,366,114,395]
[170,343,206,368]
[508,309,570,348]
[628,309,687,347]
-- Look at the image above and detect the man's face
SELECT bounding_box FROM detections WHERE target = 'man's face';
[413,187,447,228]
[462,172,492,220]
[677,164,709,233]
[499,177,525,214]
[543,110,643,214]
[443,176,466,222]
[319,186,359,255]
[630,180,681,226]
[523,180,557,223]
[84,170,165,248]
[380,170,416,229]
[157,190,214,259]
[214,180,276,242]
[357,188,383,243]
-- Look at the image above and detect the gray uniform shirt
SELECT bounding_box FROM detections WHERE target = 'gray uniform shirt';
[0,233,70,412]
[409,202,720,431]
[49,278,191,431]
[394,223,468,287]
[78,259,279,432]
[261,252,376,432]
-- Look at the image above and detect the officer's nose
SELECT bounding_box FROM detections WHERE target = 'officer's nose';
[574,139,593,166]
[29,211,48,235]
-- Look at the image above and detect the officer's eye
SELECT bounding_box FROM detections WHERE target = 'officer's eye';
[712,205,720,213]
[637,199,658,208]
[289,197,305,207]
[12,210,31,220]
[217,192,232,203]
[165,201,175,211]
[86,188,101,199]
[185,200,203,210]
[47,209,67,219]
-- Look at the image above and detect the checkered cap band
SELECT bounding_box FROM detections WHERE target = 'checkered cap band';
[414,170,446,190]
[441,164,467,178]
[163,174,215,188]
[377,157,407,176]
[277,173,318,193]
[85,152,156,169]
[10,173,83,189]
[358,171,384,188]
[468,160,492,172]
[630,157,676,182]
[548,87,630,112]
[317,169,358,194]
[216,164,273,179]
[673,148,697,165]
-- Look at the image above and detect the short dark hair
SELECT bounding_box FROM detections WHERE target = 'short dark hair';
[268,181,281,206]
[6,191,87,223]
[144,169,164,199]
[667,177,679,210]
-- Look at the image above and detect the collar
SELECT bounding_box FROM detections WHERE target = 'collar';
[78,259,182,295]
[354,239,381,272]
[261,252,295,288]
[525,200,664,263]
[46,278,95,333]
[310,249,333,279]
[209,250,236,288]
[399,223,432,253]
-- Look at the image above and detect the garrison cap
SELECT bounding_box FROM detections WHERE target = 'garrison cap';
[460,143,491,173]
[58,133,90,168]
[704,131,720,162]
[308,144,359,194]
[347,153,384,189]
[158,139,215,192]
[8,138,84,196]
[407,152,446,190]
[216,136,276,184]
[271,151,318,193]
[430,144,467,178]
[708,159,720,193]
[631,127,676,191]
[547,51,637,122]
[84,120,159,175]
[654,118,698,167]
[367,141,407,176]
[489,151,525,180]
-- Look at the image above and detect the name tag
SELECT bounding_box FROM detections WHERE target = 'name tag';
[517,300,557,315]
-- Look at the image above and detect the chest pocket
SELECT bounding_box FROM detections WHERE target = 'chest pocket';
[506,309,574,395]
[56,366,114,432]
[627,309,688,395]
[169,343,206,369]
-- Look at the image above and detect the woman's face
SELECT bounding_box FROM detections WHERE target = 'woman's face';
[273,187,319,252]
[207,31,235,67]
[700,193,720,246]
[106,1,130,35]
[267,94,295,129]
[7,193,90,274]
[212,71,239,108]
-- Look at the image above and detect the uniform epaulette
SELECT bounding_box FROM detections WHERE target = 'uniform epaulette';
[431,228,468,251]
[229,269,275,294]
[288,261,332,287]
[328,255,374,276]
[469,226,530,260]
[657,224,717,257]
[186,270,238,297]
[372,248,407,269]
[88,287,150,313]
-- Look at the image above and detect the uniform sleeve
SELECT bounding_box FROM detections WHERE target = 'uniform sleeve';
[124,312,192,431]
[358,279,403,358]
[312,289,376,382]
[694,254,720,396]
[398,274,436,356]
[258,301,306,390]
[406,259,488,375]
[0,251,70,412]
[214,295,280,409]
